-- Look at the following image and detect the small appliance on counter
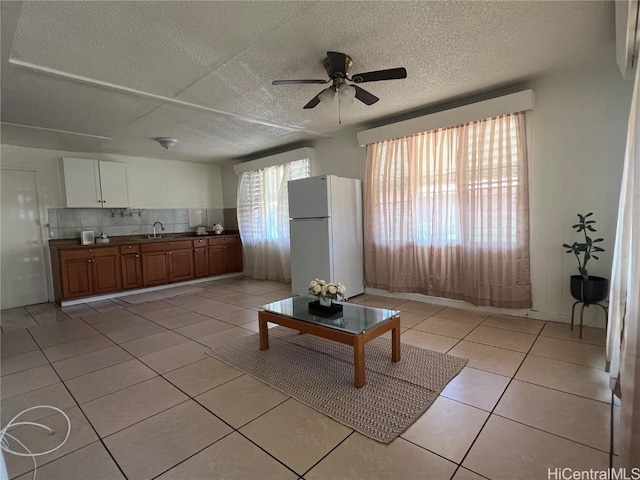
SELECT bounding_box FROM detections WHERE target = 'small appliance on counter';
[81,231,95,245]
[196,226,208,236]
[96,232,110,244]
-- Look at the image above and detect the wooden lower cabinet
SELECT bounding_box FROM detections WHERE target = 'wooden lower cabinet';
[52,235,242,303]
[92,255,122,294]
[208,236,243,275]
[58,247,121,300]
[120,244,143,289]
[169,249,194,282]
[193,247,209,277]
[141,240,194,286]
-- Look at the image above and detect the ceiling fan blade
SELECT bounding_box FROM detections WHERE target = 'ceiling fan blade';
[272,79,328,85]
[350,67,407,83]
[353,85,379,106]
[303,93,322,109]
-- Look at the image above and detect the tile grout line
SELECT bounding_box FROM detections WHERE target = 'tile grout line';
[447,318,548,480]
[8,327,131,480]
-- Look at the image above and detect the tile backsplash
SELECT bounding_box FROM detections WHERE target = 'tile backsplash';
[48,208,226,239]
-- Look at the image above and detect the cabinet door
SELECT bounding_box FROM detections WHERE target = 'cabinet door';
[99,161,129,207]
[121,254,143,289]
[60,256,93,299]
[169,249,194,282]
[92,255,122,294]
[142,252,170,286]
[208,245,226,275]
[224,244,243,273]
[193,247,209,278]
[63,158,101,208]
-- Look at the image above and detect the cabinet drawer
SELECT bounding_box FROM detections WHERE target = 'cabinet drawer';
[60,246,119,259]
[208,235,240,246]
[141,240,192,253]
[119,244,140,254]
[193,239,208,248]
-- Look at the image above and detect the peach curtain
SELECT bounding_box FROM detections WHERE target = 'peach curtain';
[364,113,531,308]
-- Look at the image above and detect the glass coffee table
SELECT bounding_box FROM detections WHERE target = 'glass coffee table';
[258,296,401,388]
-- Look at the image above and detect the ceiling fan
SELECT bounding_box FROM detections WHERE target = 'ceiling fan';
[272,51,407,109]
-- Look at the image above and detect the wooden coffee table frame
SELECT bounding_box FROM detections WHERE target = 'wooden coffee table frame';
[258,310,401,388]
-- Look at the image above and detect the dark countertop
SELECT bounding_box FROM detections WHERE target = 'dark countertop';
[49,231,240,248]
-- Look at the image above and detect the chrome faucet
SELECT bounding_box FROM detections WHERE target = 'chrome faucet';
[151,221,165,238]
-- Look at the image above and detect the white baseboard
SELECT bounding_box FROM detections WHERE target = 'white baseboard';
[363,287,584,325]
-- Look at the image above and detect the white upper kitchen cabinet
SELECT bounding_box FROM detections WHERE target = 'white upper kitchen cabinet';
[63,158,129,208]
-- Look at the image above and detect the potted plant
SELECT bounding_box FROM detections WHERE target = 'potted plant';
[563,212,608,304]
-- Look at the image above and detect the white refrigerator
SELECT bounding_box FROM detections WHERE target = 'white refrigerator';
[288,175,364,297]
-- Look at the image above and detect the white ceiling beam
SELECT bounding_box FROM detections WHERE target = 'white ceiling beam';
[8,58,330,138]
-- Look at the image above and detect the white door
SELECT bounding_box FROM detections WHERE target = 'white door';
[1,169,49,309]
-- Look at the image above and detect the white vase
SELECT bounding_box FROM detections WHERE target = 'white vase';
[318,296,332,307]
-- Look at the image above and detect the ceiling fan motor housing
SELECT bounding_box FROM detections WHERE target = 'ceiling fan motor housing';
[324,52,353,79]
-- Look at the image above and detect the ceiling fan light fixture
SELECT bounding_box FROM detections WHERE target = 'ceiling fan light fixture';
[318,88,336,105]
[338,84,356,104]
[155,137,177,150]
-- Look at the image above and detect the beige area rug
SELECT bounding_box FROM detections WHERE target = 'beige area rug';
[207,327,468,443]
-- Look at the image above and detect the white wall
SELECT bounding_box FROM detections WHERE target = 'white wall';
[528,62,633,322]
[0,144,225,301]
[221,162,240,208]
[0,145,224,209]
[312,132,366,179]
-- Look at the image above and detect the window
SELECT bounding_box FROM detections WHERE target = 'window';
[237,158,310,281]
[364,112,531,308]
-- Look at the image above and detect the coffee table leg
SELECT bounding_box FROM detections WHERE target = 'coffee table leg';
[258,314,269,350]
[354,336,365,388]
[392,320,401,362]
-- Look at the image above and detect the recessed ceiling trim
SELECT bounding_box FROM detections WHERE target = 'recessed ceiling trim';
[0,122,113,140]
[8,58,330,138]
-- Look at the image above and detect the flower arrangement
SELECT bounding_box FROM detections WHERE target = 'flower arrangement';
[212,223,224,234]
[308,279,347,304]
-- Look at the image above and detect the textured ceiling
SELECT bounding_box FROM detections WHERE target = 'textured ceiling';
[0,1,616,164]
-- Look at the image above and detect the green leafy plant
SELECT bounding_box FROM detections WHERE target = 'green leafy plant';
[563,212,605,279]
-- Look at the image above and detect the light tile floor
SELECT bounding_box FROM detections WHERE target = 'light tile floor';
[0,278,615,479]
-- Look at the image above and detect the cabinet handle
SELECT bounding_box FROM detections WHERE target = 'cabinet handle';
[194,248,198,252]
[88,259,93,263]
[135,254,139,258]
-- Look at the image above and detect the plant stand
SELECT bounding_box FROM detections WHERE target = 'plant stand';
[570,301,608,340]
